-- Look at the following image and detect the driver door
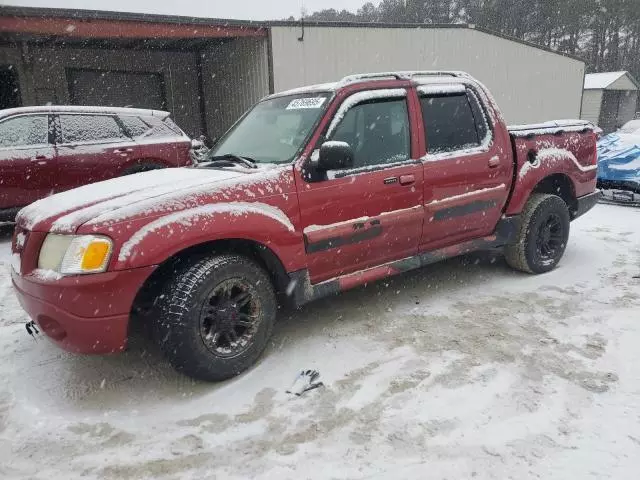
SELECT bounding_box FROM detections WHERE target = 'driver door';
[296,89,425,284]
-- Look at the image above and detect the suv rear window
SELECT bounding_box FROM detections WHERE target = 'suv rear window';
[0,115,48,147]
[420,93,483,154]
[140,116,184,138]
[59,114,126,144]
[118,116,150,137]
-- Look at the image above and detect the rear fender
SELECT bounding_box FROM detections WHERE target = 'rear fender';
[506,142,597,215]
[111,203,305,272]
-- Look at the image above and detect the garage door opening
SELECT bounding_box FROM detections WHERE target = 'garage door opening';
[0,65,22,110]
[66,68,167,110]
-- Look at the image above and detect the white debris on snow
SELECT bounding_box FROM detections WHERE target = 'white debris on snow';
[1,204,640,479]
[118,202,295,262]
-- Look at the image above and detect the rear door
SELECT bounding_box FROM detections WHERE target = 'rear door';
[297,88,424,283]
[0,113,57,210]
[419,85,511,249]
[53,113,136,192]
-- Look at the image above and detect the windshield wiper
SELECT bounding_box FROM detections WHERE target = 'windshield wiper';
[200,154,258,169]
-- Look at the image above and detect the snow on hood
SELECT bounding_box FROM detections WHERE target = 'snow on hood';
[17,166,286,233]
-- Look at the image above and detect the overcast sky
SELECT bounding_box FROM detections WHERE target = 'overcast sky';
[4,0,369,20]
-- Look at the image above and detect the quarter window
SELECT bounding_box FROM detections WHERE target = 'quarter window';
[59,114,126,144]
[421,93,486,154]
[0,115,48,148]
[329,98,410,168]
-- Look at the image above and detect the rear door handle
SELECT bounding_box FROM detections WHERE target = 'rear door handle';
[488,157,500,168]
[399,174,415,186]
[114,148,134,154]
[31,155,49,162]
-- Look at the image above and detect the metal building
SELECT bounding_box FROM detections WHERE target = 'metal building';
[581,71,639,133]
[1,7,585,143]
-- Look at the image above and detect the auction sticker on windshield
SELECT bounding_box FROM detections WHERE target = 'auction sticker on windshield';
[286,97,327,110]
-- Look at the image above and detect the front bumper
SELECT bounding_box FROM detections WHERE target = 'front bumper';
[574,190,602,220]
[12,266,156,354]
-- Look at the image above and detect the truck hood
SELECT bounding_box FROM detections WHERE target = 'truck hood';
[17,166,287,233]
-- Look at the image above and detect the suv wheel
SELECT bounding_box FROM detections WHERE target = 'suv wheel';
[153,254,277,381]
[504,193,570,274]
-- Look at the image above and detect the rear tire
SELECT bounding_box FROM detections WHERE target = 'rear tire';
[504,194,570,274]
[152,254,277,382]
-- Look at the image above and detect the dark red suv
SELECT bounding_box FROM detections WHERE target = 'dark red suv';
[0,106,194,222]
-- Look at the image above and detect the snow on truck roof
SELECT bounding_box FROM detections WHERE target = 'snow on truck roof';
[0,105,171,119]
[267,71,474,99]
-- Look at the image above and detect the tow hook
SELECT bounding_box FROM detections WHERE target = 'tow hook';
[25,321,40,340]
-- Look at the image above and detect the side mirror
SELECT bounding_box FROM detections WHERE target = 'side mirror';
[316,141,354,171]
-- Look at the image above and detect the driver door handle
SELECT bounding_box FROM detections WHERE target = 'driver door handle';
[114,148,134,154]
[488,156,501,168]
[399,174,415,186]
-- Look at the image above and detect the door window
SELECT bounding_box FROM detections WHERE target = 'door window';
[0,115,48,148]
[329,98,410,168]
[420,92,487,154]
[59,114,126,144]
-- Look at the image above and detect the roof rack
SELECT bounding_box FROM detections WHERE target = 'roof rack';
[339,71,468,85]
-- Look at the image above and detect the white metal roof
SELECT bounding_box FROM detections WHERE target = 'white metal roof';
[584,71,639,91]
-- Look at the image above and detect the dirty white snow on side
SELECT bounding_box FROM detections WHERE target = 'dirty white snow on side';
[118,202,295,262]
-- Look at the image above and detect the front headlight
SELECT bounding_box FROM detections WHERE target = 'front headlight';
[39,234,113,275]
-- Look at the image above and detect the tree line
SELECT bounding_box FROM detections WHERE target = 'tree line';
[297,0,640,81]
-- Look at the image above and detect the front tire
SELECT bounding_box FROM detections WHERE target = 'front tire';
[504,194,570,274]
[153,254,277,382]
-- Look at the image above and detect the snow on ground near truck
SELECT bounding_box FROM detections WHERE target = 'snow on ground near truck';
[1,204,640,479]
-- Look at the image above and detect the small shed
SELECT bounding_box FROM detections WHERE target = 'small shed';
[581,71,640,133]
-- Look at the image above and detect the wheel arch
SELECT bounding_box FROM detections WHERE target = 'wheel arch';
[531,173,578,217]
[130,237,292,332]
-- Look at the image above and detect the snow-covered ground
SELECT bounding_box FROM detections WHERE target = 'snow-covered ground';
[0,204,639,479]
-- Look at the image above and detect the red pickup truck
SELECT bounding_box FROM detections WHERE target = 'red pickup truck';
[11,71,600,381]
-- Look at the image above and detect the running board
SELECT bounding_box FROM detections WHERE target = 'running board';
[289,216,520,307]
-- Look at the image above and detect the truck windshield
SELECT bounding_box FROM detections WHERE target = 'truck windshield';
[209,93,332,164]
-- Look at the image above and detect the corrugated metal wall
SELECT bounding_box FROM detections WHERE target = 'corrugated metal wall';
[581,90,603,125]
[201,37,270,141]
[270,26,585,125]
[2,44,202,136]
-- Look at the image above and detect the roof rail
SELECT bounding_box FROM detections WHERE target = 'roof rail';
[339,71,468,85]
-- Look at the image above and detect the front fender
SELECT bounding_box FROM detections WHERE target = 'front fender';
[111,202,305,272]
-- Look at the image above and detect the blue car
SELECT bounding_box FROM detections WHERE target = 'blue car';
[598,120,640,200]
